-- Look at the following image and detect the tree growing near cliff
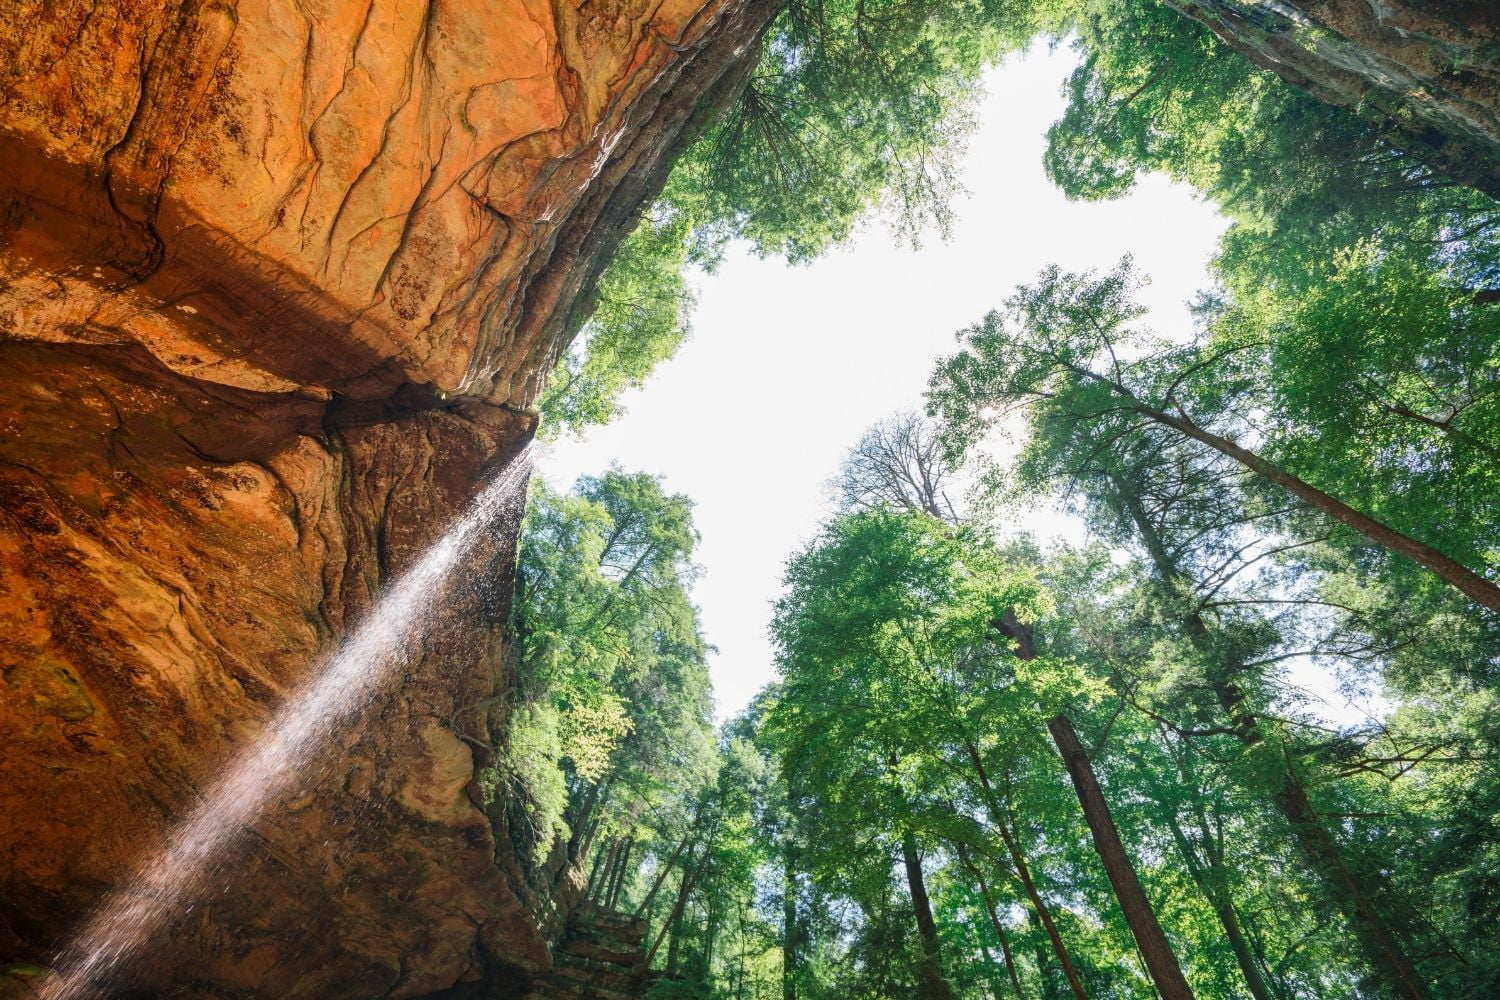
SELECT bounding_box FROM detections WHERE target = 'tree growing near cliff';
[763,510,1159,999]
[539,213,697,436]
[543,0,1500,442]
[504,469,715,863]
[925,256,1500,995]
[1042,0,1499,289]
[671,0,1053,262]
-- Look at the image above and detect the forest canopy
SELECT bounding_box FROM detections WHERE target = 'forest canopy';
[508,2,1500,999]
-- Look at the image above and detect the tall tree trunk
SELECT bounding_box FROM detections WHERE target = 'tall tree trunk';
[703,896,721,981]
[1028,909,1066,1000]
[646,849,704,969]
[1160,810,1275,1000]
[964,741,1089,1000]
[736,899,750,999]
[957,841,1027,1000]
[578,814,604,871]
[975,930,1007,1000]
[1268,772,1426,999]
[590,838,621,903]
[1113,475,1429,999]
[783,846,800,1000]
[606,836,634,909]
[636,830,695,918]
[584,839,608,898]
[902,832,958,1000]
[567,780,605,861]
[1137,401,1500,614]
[666,903,685,977]
[1048,715,1195,1000]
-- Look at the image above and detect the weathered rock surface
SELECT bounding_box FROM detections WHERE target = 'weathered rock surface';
[1170,0,1500,197]
[522,904,657,1000]
[0,0,774,994]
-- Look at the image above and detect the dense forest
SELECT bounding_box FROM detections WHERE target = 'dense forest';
[499,1,1500,999]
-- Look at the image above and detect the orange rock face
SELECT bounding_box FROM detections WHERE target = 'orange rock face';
[0,0,775,994]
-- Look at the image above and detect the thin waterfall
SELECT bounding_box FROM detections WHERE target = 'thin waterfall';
[38,445,534,1000]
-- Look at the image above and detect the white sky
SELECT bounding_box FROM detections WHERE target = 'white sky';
[541,48,1384,727]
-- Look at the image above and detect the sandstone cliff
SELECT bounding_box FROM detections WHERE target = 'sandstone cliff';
[0,0,772,994]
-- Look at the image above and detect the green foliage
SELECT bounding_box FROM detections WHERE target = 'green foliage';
[508,3,1500,997]
[540,0,1058,436]
[540,213,696,437]
[501,702,570,861]
[925,246,1500,995]
[670,0,1043,263]
[1219,240,1500,582]
[643,979,711,1000]
[1043,0,1500,289]
[928,256,1499,607]
[503,468,714,866]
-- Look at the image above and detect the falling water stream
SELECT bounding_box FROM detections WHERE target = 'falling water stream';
[38,446,535,1000]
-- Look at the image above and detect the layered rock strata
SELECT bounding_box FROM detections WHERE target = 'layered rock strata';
[0,0,774,994]
[523,904,656,1000]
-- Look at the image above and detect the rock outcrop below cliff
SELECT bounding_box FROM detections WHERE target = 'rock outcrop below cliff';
[523,904,657,1000]
[0,0,773,995]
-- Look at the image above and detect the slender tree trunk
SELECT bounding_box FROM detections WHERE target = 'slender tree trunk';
[636,831,695,918]
[646,849,704,969]
[1161,811,1274,1000]
[965,742,1088,1000]
[590,838,621,903]
[1139,402,1500,614]
[1028,909,1066,1000]
[902,831,958,1000]
[736,900,750,999]
[606,836,634,909]
[1269,772,1426,998]
[568,780,605,861]
[976,930,1007,1000]
[703,896,721,980]
[957,841,1027,1000]
[667,901,685,977]
[783,846,800,1000]
[578,814,604,870]
[584,839,610,900]
[1114,476,1429,999]
[1048,715,1195,1000]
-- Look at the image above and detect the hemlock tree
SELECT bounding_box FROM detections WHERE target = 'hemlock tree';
[766,510,1122,1000]
[926,263,1498,994]
[506,469,716,873]
[928,258,1500,616]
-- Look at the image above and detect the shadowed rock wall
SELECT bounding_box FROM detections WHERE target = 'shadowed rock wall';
[0,0,775,994]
